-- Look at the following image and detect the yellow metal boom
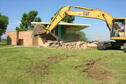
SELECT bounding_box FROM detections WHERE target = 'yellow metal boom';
[45,5,113,34]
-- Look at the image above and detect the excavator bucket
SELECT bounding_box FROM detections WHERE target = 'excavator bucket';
[32,24,46,35]
[32,24,61,41]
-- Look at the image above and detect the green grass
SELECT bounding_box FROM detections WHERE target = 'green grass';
[0,40,13,48]
[0,47,126,84]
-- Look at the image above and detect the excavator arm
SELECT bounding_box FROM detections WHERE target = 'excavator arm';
[44,5,114,34]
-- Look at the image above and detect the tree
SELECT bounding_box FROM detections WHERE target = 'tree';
[62,15,75,23]
[0,13,9,41]
[16,10,42,31]
[51,7,75,23]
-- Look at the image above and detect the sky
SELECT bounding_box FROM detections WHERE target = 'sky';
[0,0,126,41]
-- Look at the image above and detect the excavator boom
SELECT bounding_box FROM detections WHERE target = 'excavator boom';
[44,5,113,34]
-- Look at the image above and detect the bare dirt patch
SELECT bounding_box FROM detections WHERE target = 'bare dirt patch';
[29,54,76,77]
[74,58,112,80]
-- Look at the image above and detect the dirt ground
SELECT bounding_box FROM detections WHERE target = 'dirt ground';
[74,57,112,80]
[29,54,76,77]
[29,53,112,80]
[29,52,112,80]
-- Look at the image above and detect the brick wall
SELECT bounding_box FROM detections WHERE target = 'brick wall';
[7,31,46,46]
[7,31,18,45]
[18,31,33,46]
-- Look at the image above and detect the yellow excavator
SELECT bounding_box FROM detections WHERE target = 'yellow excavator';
[34,5,126,52]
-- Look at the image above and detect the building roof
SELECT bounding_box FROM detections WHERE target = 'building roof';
[31,22,91,31]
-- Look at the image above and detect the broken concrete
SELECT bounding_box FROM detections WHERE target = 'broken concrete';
[41,41,98,49]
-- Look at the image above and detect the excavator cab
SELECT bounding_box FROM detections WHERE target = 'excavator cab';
[98,18,126,51]
[111,18,126,39]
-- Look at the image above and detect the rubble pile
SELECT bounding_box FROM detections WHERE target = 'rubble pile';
[60,41,98,49]
[42,41,98,49]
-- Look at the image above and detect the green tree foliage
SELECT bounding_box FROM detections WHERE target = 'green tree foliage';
[62,15,75,23]
[16,10,42,31]
[51,7,75,23]
[0,13,9,41]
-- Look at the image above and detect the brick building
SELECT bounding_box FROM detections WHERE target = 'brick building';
[7,22,90,46]
[7,31,44,46]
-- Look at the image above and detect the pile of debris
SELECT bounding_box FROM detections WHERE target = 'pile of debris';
[42,41,98,49]
[60,41,98,49]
